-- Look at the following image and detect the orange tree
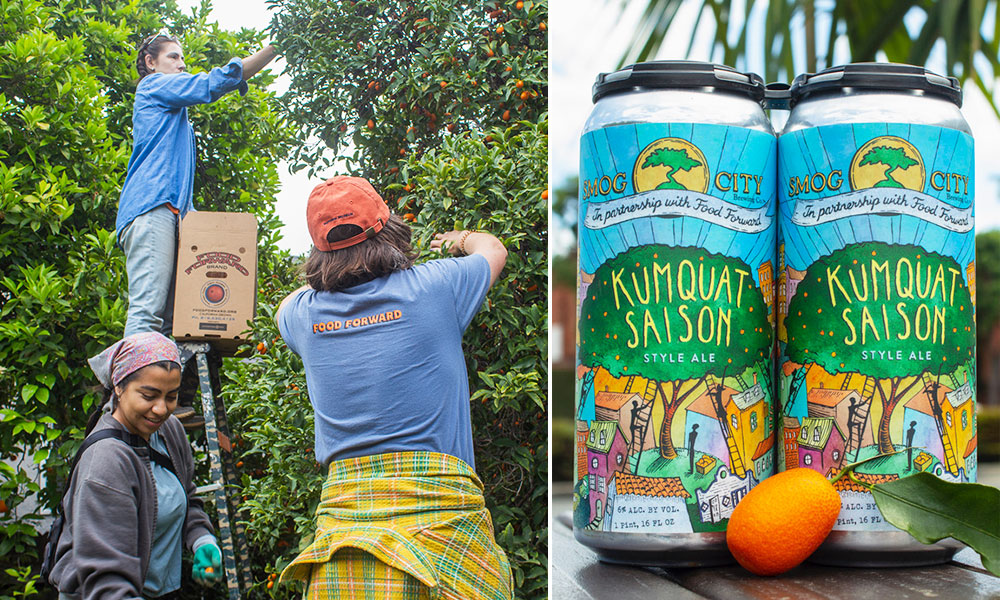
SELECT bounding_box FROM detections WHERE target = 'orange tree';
[0,0,293,596]
[221,1,548,598]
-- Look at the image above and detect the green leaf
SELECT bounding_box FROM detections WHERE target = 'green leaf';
[870,473,1000,575]
[21,384,38,402]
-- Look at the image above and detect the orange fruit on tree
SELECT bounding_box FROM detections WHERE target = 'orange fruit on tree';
[726,467,841,576]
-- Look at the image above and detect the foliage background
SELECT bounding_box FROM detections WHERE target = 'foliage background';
[0,0,547,598]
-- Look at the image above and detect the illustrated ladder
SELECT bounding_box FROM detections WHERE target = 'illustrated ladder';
[641,378,658,403]
[736,372,750,391]
[921,372,959,474]
[842,374,872,462]
[179,343,252,600]
[707,375,746,477]
[627,398,654,474]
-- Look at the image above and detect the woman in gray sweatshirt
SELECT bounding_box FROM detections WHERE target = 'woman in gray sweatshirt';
[48,332,220,599]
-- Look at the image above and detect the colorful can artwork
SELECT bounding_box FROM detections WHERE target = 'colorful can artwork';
[776,63,975,566]
[575,61,777,566]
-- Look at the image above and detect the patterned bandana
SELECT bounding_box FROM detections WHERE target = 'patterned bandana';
[88,332,180,390]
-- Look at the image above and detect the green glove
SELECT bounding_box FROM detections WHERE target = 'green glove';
[192,543,222,586]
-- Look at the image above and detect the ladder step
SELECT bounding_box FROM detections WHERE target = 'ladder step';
[195,483,222,495]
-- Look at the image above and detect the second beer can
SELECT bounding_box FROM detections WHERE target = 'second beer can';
[575,61,777,566]
[776,63,975,566]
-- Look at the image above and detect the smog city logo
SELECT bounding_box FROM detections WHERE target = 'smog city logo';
[633,138,710,194]
[849,136,925,192]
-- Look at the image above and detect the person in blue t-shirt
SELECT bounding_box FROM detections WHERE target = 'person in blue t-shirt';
[274,176,514,598]
[118,32,276,338]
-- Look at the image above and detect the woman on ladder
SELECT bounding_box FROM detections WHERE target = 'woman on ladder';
[118,31,275,423]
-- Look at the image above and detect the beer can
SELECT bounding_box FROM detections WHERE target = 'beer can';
[776,63,975,566]
[575,61,777,566]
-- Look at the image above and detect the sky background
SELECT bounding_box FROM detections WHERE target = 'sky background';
[175,0,1000,258]
[550,0,1000,255]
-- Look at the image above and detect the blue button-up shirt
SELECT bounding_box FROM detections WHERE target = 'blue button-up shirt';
[115,58,248,240]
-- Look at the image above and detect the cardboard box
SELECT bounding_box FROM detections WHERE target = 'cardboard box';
[172,212,257,352]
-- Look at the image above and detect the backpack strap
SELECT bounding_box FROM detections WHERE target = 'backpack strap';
[62,427,179,502]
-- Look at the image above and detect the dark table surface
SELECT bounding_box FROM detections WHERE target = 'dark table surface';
[550,469,1000,600]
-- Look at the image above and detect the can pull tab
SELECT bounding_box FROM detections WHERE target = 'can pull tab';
[764,82,791,110]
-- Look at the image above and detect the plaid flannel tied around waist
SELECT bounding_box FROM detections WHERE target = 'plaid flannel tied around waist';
[280,452,513,600]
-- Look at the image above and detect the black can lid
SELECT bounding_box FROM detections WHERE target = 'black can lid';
[592,61,766,104]
[789,63,962,108]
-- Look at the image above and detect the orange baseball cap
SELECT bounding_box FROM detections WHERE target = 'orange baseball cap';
[306,176,390,251]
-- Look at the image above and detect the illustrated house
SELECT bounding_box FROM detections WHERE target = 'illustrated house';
[695,466,759,524]
[965,434,978,482]
[601,472,692,533]
[782,416,801,469]
[758,260,774,327]
[941,380,975,478]
[785,266,806,306]
[905,376,974,478]
[594,390,655,453]
[576,421,590,482]
[807,387,872,457]
[725,380,769,477]
[777,243,787,342]
[966,262,975,308]
[585,421,628,524]
[752,435,774,478]
[797,417,846,475]
[685,379,768,478]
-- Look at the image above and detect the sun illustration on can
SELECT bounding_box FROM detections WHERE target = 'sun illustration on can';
[633,138,709,194]
[849,136,924,192]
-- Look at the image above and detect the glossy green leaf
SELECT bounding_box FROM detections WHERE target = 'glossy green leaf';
[870,473,1000,576]
[21,384,38,402]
